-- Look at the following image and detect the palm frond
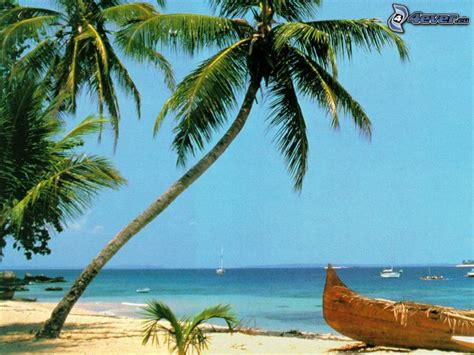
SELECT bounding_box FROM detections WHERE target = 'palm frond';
[76,23,109,72]
[272,22,336,73]
[10,39,59,78]
[106,47,143,116]
[268,65,308,191]
[141,301,183,349]
[290,47,371,137]
[8,154,125,227]
[141,302,236,355]
[94,51,106,116]
[56,116,107,150]
[143,49,175,90]
[117,13,248,56]
[307,18,408,60]
[155,38,250,165]
[272,0,321,21]
[155,0,166,8]
[116,42,175,91]
[209,0,321,21]
[187,304,237,335]
[101,2,157,25]
[0,6,61,25]
[182,304,236,354]
[64,38,80,112]
[273,22,328,51]
[0,15,56,56]
[97,65,120,142]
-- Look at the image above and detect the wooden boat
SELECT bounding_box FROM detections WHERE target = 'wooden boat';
[323,264,474,352]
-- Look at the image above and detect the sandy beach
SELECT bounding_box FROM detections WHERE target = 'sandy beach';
[0,300,455,354]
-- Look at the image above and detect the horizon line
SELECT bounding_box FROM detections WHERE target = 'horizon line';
[1,262,466,270]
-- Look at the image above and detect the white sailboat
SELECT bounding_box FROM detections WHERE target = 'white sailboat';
[216,248,225,275]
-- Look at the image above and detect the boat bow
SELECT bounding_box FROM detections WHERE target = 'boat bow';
[323,264,474,352]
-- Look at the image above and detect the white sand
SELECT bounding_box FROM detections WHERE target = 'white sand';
[0,301,450,354]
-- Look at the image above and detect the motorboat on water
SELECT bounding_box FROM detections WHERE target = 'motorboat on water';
[380,267,402,278]
[136,288,150,293]
[465,269,474,278]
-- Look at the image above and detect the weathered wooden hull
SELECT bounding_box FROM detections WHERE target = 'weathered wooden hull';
[323,265,474,352]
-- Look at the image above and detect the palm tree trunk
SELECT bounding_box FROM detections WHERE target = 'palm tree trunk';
[35,79,260,339]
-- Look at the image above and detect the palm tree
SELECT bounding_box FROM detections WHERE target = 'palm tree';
[36,0,408,338]
[0,73,126,259]
[0,0,174,142]
[141,301,237,355]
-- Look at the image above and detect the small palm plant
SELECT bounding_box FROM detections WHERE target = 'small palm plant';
[141,301,237,355]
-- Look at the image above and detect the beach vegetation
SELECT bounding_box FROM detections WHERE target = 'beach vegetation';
[141,301,237,355]
[0,0,174,143]
[0,72,126,259]
[37,0,407,339]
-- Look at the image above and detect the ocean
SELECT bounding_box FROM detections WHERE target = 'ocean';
[10,267,474,334]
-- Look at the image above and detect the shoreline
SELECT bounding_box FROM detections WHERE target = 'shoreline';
[80,301,349,342]
[33,300,349,342]
[1,300,453,354]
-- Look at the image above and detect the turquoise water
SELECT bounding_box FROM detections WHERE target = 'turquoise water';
[10,267,474,333]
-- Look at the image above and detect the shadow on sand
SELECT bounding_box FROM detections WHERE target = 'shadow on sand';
[0,321,141,353]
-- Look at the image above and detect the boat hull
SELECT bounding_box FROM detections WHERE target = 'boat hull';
[323,265,474,352]
[380,272,401,278]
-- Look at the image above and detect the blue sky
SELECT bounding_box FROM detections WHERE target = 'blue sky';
[3,0,473,268]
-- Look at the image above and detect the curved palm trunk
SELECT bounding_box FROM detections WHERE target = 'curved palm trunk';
[36,79,260,339]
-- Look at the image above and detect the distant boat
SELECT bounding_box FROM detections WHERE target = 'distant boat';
[420,275,445,281]
[420,267,445,281]
[324,265,348,270]
[136,288,150,293]
[456,260,474,268]
[323,264,474,352]
[216,248,225,275]
[465,269,474,278]
[380,267,402,278]
[45,286,63,291]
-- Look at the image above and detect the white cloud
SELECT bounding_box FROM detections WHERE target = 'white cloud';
[65,212,104,235]
[90,225,104,235]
